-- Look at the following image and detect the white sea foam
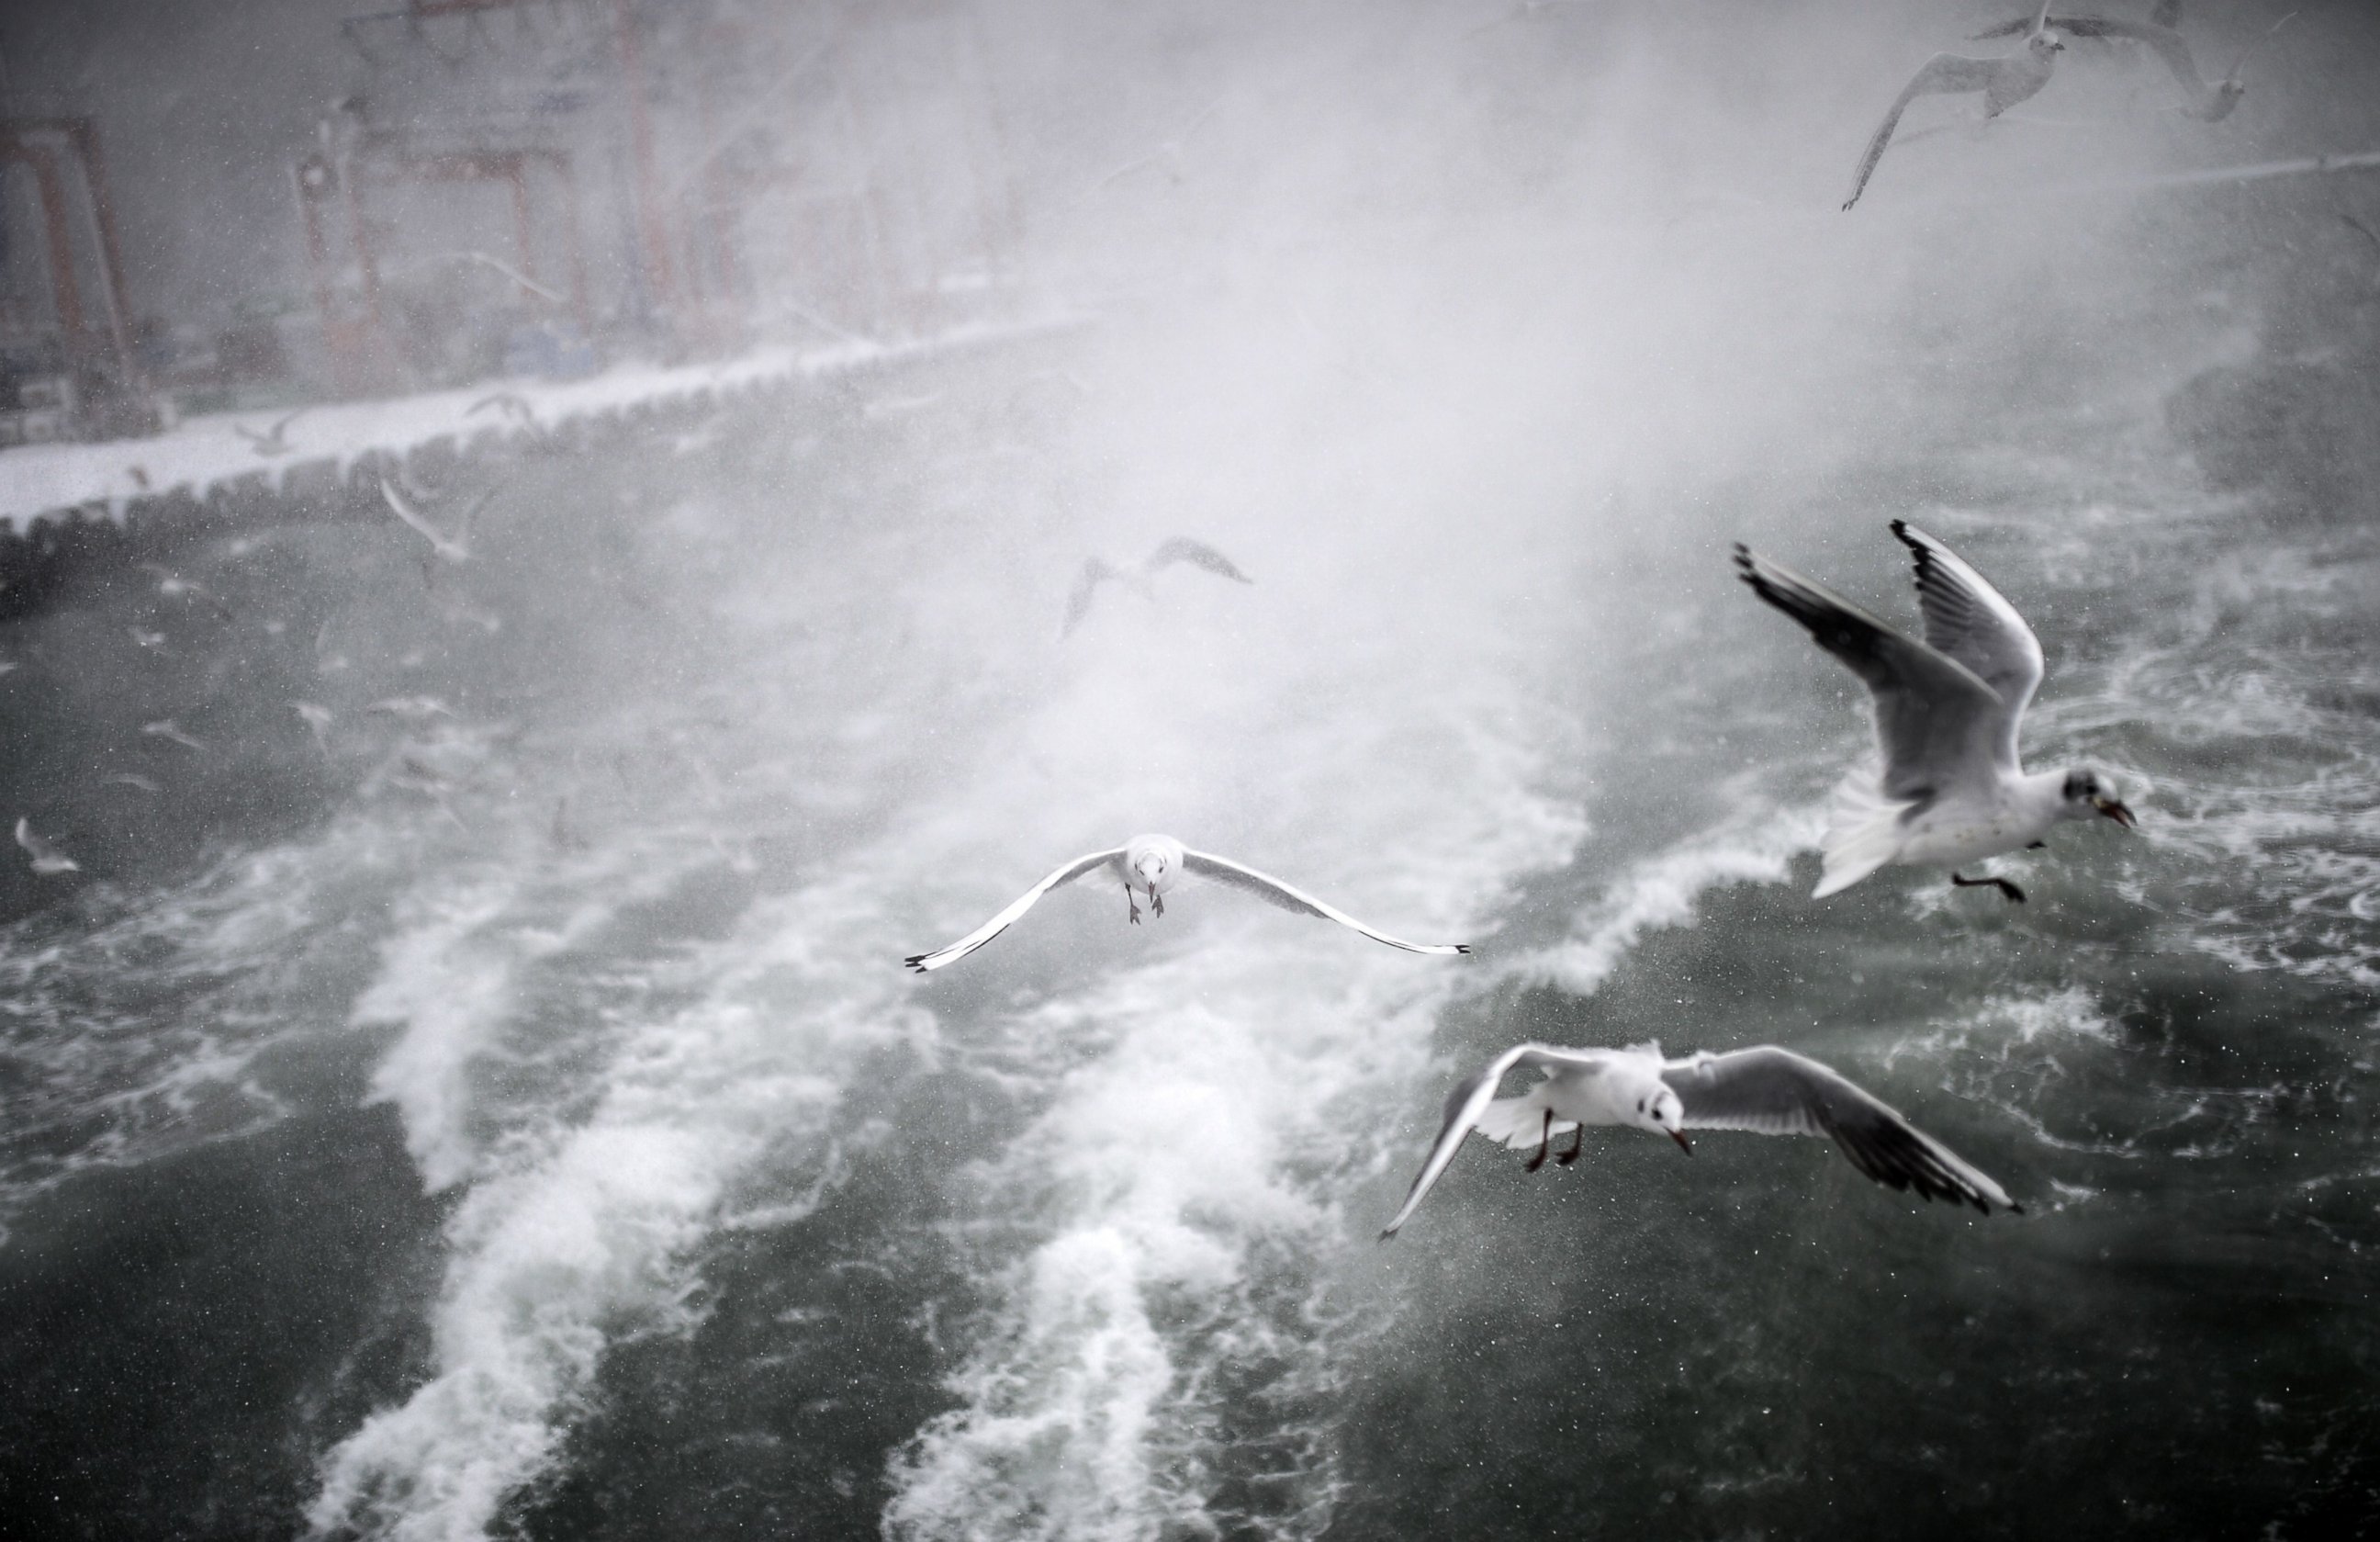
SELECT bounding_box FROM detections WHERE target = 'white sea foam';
[883,647,1581,1541]
[307,856,925,1542]
[1518,787,1825,998]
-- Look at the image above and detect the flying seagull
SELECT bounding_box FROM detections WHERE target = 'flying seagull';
[234,410,305,456]
[1734,521,2134,903]
[103,772,163,794]
[15,817,80,876]
[904,832,1469,973]
[379,476,493,565]
[1970,9,2296,120]
[1843,1,2065,210]
[1062,538,1253,637]
[1379,1041,2017,1238]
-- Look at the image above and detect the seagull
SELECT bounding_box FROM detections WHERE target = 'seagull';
[379,476,492,565]
[1843,1,2064,211]
[904,832,1470,973]
[1379,1041,2018,1238]
[1969,9,2296,120]
[15,817,80,876]
[141,718,207,752]
[140,563,233,620]
[234,410,305,456]
[1734,521,2135,904]
[468,391,544,438]
[128,625,169,652]
[103,772,163,794]
[1062,538,1253,637]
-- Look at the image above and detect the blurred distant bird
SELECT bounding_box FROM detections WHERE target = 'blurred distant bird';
[1378,1041,2018,1239]
[368,694,457,723]
[128,626,169,653]
[141,718,207,752]
[234,410,305,456]
[904,832,1468,973]
[103,772,163,794]
[140,563,233,620]
[294,701,335,752]
[1843,1,2065,211]
[1733,521,2135,903]
[1062,537,1253,637]
[1969,9,2296,120]
[1093,99,1223,193]
[15,817,79,876]
[469,391,543,436]
[0,659,19,677]
[380,476,492,565]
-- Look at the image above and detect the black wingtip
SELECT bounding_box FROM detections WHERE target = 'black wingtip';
[903,955,928,973]
[1454,944,1473,955]
[2007,1200,2026,1216]
[1376,1229,1398,1243]
[1889,517,1910,540]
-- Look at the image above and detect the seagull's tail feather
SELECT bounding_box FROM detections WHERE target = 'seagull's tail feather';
[1814,771,1910,898]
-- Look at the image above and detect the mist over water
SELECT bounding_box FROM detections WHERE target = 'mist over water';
[3,1,2378,1538]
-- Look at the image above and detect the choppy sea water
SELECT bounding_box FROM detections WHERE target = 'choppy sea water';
[0,310,2374,1542]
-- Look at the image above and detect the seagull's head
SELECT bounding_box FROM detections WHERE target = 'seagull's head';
[1631,1084,1692,1154]
[2026,28,2066,60]
[2061,769,2137,829]
[1132,849,1171,895]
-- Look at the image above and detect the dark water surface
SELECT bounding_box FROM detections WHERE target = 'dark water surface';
[3,264,2379,1541]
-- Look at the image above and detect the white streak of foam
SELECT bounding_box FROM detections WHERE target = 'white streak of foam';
[1517,789,1824,997]
[307,859,924,1542]
[885,692,1581,1542]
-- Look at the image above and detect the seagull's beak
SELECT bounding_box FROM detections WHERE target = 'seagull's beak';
[1669,1130,1693,1155]
[2093,795,2137,829]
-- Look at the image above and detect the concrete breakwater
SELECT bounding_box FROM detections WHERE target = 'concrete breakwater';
[0,318,1079,618]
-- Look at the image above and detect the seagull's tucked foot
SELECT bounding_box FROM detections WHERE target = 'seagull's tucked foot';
[1523,1110,1553,1173]
[1126,886,1141,926]
[1150,888,1164,918]
[1555,1121,1586,1167]
[1952,872,2026,904]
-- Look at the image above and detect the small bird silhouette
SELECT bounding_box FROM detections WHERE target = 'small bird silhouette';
[1969,9,2296,121]
[234,410,305,456]
[1844,1,2064,211]
[1062,537,1254,637]
[380,476,492,565]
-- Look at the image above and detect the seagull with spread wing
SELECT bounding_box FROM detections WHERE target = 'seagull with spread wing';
[234,410,305,456]
[1969,8,2296,121]
[904,832,1468,973]
[380,476,493,566]
[1062,538,1252,637]
[1843,1,2065,211]
[1379,1041,2017,1238]
[1734,521,2134,904]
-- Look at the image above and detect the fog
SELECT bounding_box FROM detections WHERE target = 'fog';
[4,3,2378,1539]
